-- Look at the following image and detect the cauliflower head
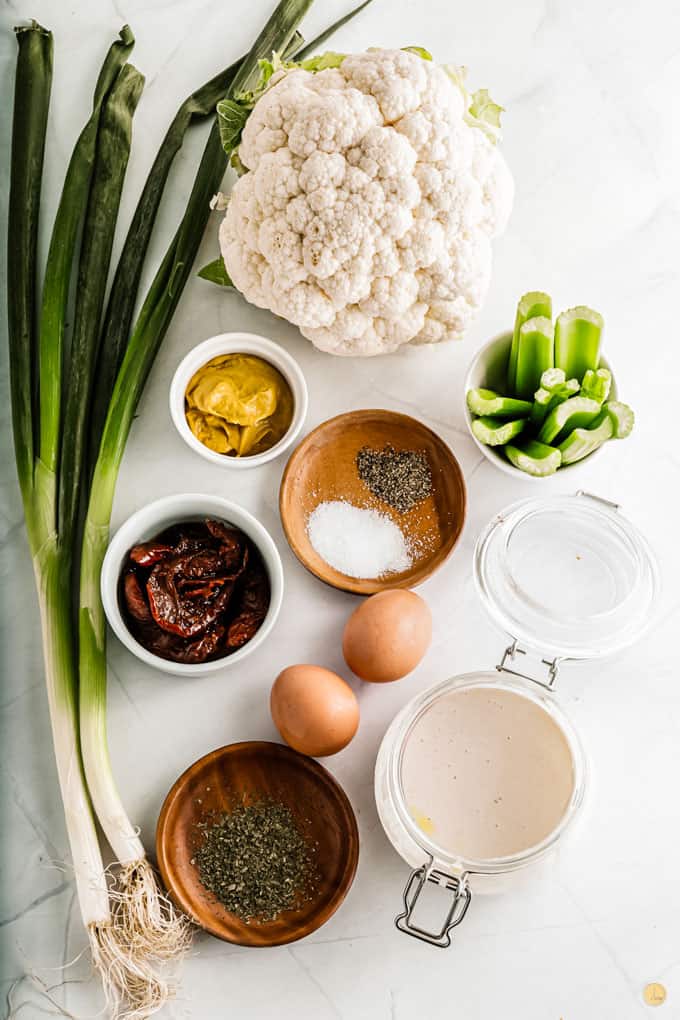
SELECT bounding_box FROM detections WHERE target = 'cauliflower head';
[219,48,514,356]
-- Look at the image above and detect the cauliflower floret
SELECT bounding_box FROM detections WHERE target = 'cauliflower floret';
[220,48,513,356]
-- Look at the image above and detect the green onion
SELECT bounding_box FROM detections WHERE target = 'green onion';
[6,25,164,1014]
[472,416,526,446]
[537,394,602,445]
[508,291,551,394]
[514,315,554,400]
[505,439,562,476]
[554,306,603,382]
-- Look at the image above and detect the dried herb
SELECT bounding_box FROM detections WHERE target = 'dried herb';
[193,799,317,923]
[356,445,433,514]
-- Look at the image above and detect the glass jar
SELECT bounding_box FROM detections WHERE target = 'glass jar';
[374,492,658,948]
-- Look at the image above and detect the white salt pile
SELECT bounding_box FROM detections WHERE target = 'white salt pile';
[306,500,412,579]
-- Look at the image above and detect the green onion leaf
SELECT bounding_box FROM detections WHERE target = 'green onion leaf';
[7,21,53,519]
[37,26,134,526]
[58,62,144,548]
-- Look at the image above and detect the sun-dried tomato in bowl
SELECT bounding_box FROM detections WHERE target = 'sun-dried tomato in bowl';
[118,519,270,664]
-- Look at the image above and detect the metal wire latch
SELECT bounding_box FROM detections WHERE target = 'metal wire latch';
[576,489,621,511]
[497,639,562,690]
[395,858,471,947]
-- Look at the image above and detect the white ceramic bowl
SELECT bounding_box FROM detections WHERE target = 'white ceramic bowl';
[463,331,617,481]
[101,493,284,676]
[169,332,308,469]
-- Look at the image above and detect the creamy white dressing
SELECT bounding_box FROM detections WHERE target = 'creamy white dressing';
[400,686,575,861]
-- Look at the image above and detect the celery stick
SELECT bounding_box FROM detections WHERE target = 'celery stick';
[509,291,552,394]
[466,388,532,418]
[472,416,526,446]
[554,306,603,381]
[529,377,579,426]
[604,400,635,438]
[558,410,613,465]
[515,316,554,400]
[505,439,561,477]
[538,395,602,445]
[539,367,566,391]
[580,367,611,404]
[529,387,553,426]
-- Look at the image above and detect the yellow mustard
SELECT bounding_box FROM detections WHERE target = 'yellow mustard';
[185,353,294,457]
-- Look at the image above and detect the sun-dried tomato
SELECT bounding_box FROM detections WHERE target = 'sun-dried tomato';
[128,542,174,567]
[119,518,270,664]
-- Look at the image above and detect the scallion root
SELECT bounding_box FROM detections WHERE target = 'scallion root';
[89,923,172,1020]
[111,859,193,961]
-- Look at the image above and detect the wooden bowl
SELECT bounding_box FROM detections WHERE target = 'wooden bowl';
[279,409,467,595]
[156,741,359,946]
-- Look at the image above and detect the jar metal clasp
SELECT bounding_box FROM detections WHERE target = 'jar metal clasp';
[395,856,471,948]
[496,639,562,690]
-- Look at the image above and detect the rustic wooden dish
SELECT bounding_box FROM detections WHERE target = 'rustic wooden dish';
[279,409,467,595]
[156,741,359,947]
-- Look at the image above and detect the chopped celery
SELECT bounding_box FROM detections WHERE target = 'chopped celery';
[580,367,611,404]
[509,291,552,394]
[554,306,603,381]
[539,367,566,391]
[529,387,553,426]
[472,416,526,446]
[505,439,561,476]
[538,395,602,445]
[558,410,613,465]
[529,376,579,426]
[604,400,635,438]
[515,316,554,400]
[466,388,532,418]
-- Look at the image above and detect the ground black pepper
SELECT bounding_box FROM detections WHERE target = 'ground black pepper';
[193,799,317,923]
[356,445,433,514]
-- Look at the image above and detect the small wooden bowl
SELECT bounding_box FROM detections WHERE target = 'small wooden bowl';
[279,409,467,595]
[156,741,359,947]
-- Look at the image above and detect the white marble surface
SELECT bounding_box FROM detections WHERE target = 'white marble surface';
[2,0,680,1017]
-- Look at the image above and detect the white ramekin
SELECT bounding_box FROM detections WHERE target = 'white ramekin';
[169,332,308,470]
[101,493,284,676]
[463,331,617,481]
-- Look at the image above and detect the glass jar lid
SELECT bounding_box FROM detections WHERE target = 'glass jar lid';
[474,491,659,661]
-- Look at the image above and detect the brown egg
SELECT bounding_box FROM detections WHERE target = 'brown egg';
[343,589,432,683]
[271,665,359,757]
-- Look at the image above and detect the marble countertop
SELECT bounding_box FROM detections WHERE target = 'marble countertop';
[2,0,680,1017]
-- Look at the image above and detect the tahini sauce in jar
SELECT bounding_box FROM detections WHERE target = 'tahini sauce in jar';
[400,685,575,861]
